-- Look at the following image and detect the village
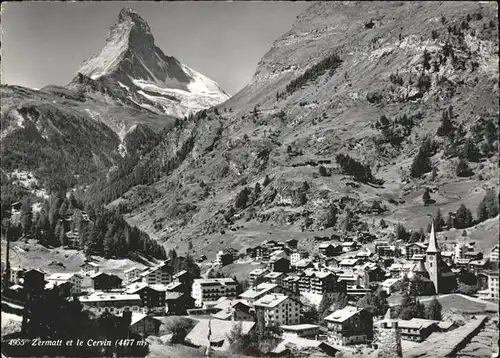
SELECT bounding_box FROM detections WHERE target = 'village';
[2,219,498,357]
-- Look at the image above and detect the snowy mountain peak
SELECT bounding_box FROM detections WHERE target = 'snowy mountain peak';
[72,8,229,117]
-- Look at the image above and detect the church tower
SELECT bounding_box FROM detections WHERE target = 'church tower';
[426,222,441,294]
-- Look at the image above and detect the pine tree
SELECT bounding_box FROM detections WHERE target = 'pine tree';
[483,189,499,219]
[414,300,426,318]
[410,149,432,177]
[455,204,473,229]
[344,210,354,231]
[324,204,338,228]
[434,209,445,231]
[477,199,488,223]
[437,108,454,137]
[422,188,431,205]
[426,297,442,320]
[462,138,481,162]
[456,158,471,177]
[379,218,388,228]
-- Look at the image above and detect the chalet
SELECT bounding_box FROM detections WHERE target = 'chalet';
[212,300,254,321]
[290,251,308,265]
[341,242,358,252]
[339,258,360,273]
[380,278,401,294]
[286,239,298,249]
[80,261,100,277]
[91,272,123,291]
[124,267,142,285]
[464,251,483,261]
[172,270,191,285]
[270,257,290,273]
[47,273,82,295]
[468,259,490,274]
[293,259,314,272]
[125,283,166,314]
[319,243,342,257]
[441,251,455,266]
[255,245,271,261]
[226,248,239,261]
[23,268,46,293]
[388,262,414,278]
[215,250,233,266]
[270,249,290,261]
[355,249,373,260]
[455,258,472,269]
[281,324,320,338]
[405,243,427,260]
[398,318,439,342]
[165,292,194,315]
[324,306,373,346]
[128,313,162,337]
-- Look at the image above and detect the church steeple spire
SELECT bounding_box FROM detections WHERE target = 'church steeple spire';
[426,221,439,253]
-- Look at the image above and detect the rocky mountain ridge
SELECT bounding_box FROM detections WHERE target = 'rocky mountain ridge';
[101,1,498,259]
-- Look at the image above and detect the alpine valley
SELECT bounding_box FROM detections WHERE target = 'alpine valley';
[1,2,498,269]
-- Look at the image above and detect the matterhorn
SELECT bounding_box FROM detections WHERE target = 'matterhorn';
[69,7,230,117]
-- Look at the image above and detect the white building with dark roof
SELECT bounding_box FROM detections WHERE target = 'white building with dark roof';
[191,278,238,307]
[80,292,144,315]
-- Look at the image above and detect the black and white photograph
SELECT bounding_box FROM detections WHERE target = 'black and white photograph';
[1,1,499,357]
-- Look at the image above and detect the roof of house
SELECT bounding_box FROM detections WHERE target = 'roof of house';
[412,260,428,273]
[437,321,455,330]
[281,324,319,331]
[125,312,161,326]
[193,278,236,286]
[80,262,100,268]
[47,273,82,281]
[125,282,149,293]
[265,272,285,279]
[339,258,359,266]
[254,294,290,308]
[381,278,400,287]
[319,243,334,249]
[324,306,363,323]
[249,268,269,275]
[124,267,139,273]
[294,259,313,267]
[398,318,438,330]
[164,292,185,300]
[80,292,141,303]
[342,242,356,246]
[301,269,332,279]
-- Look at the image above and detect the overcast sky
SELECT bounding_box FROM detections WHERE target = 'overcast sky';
[1,2,309,95]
